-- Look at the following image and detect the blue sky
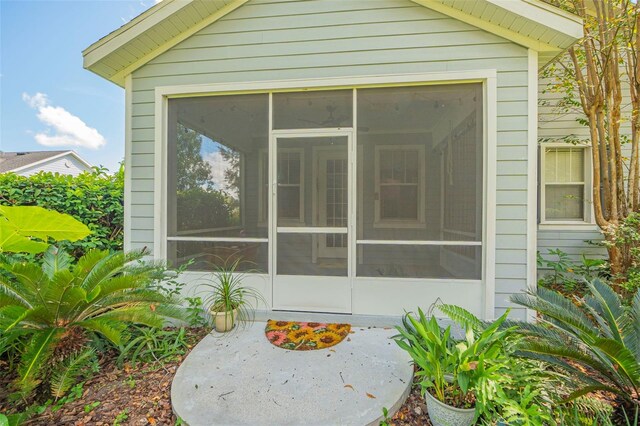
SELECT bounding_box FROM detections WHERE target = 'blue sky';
[1,0,157,172]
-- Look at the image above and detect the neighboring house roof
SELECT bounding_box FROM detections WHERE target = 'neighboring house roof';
[83,0,583,87]
[0,150,92,174]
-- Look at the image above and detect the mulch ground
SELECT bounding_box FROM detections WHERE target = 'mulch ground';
[1,327,432,425]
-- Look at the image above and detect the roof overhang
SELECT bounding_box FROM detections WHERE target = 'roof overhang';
[83,0,583,88]
[7,151,93,174]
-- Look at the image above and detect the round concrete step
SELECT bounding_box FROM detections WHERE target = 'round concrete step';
[171,322,413,426]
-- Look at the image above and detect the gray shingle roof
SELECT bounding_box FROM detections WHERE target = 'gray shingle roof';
[0,151,70,173]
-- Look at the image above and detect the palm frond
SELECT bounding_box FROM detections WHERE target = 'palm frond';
[438,304,483,331]
[16,328,61,394]
[78,249,148,294]
[41,246,73,279]
[511,289,596,339]
[75,318,127,345]
[584,279,625,343]
[49,348,96,398]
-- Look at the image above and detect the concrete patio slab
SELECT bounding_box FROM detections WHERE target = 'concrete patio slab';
[171,322,413,426]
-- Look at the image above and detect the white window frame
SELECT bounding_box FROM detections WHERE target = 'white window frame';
[373,144,426,228]
[153,70,498,319]
[258,147,305,226]
[539,143,594,227]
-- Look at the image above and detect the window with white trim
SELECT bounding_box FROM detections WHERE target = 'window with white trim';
[541,146,590,223]
[374,145,425,226]
[258,149,304,225]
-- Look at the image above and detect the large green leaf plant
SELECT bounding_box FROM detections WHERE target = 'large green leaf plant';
[394,306,515,416]
[0,206,90,254]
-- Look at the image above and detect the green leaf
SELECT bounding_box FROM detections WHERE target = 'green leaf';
[0,206,91,247]
[42,246,73,279]
[17,328,61,394]
[50,348,95,398]
[0,220,49,254]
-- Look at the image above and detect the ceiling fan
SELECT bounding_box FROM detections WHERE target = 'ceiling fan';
[298,105,369,132]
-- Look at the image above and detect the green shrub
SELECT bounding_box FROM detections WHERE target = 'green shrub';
[0,247,187,401]
[512,279,640,418]
[0,167,124,257]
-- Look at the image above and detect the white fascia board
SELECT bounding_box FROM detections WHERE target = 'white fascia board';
[411,0,581,52]
[489,0,583,39]
[83,0,193,69]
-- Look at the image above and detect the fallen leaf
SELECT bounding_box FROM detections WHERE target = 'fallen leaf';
[366,393,376,399]
[344,384,354,390]
[147,417,157,425]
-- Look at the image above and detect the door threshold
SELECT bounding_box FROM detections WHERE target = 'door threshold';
[254,310,403,327]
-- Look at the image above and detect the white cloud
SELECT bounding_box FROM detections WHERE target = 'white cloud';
[22,92,106,150]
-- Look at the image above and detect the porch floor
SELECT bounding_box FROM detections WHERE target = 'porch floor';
[171,321,413,426]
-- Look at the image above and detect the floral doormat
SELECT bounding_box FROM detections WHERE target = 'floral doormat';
[265,320,351,350]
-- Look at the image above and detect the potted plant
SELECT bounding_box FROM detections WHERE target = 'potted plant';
[394,306,513,426]
[200,257,265,332]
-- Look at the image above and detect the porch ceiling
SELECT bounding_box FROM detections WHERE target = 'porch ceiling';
[83,0,583,88]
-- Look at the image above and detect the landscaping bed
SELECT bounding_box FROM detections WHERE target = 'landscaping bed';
[0,328,208,426]
[1,327,435,426]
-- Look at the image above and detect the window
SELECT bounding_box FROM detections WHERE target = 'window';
[541,146,590,223]
[374,145,425,225]
[357,84,483,280]
[166,94,269,272]
[258,149,305,225]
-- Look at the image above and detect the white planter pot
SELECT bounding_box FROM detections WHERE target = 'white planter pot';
[424,389,476,426]
[211,308,237,332]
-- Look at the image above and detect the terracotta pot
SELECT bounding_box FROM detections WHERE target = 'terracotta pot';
[424,389,475,426]
[210,308,238,332]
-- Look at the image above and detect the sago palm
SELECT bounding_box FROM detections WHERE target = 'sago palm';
[511,279,640,411]
[0,247,186,398]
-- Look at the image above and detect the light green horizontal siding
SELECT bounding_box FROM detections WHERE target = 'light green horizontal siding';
[129,0,531,318]
[537,228,606,261]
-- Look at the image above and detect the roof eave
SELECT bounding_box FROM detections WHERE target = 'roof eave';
[84,0,583,85]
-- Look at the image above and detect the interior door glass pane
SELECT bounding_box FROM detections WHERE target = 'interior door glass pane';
[277,137,348,227]
[167,94,268,239]
[356,244,481,279]
[273,90,353,129]
[545,184,584,220]
[357,84,483,241]
[277,233,347,276]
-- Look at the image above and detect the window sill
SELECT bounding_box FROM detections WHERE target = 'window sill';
[538,222,599,232]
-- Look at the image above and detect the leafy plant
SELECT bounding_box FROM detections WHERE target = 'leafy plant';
[538,249,607,297]
[117,325,189,367]
[113,408,129,426]
[393,306,514,414]
[0,247,186,399]
[84,401,100,413]
[0,206,90,254]
[511,279,640,416]
[199,257,265,330]
[0,168,123,258]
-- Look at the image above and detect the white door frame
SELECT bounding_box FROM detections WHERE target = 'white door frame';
[271,129,354,313]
